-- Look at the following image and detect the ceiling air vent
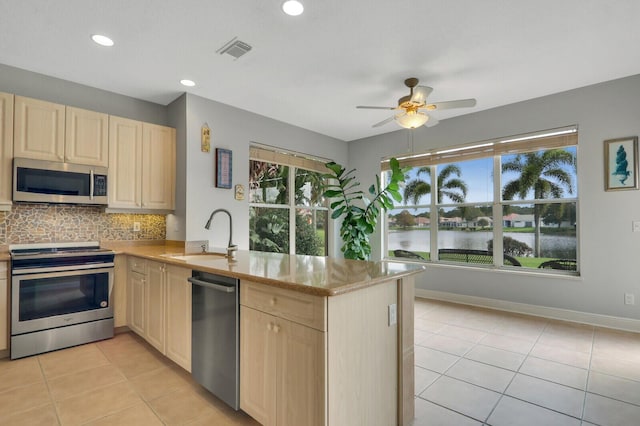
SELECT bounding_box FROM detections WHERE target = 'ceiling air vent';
[217,37,252,59]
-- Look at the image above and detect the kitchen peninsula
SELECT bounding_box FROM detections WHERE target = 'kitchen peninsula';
[105,241,426,426]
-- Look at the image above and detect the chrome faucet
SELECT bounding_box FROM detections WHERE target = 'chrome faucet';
[204,208,237,258]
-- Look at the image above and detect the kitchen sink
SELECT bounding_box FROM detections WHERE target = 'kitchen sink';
[161,253,228,262]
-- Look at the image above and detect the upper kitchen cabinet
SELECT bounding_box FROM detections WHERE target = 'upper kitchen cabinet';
[14,96,109,167]
[108,116,142,209]
[65,106,109,167]
[14,96,65,162]
[0,92,13,210]
[142,123,175,210]
[108,116,175,211]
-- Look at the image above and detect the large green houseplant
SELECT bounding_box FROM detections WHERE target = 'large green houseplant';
[322,158,406,260]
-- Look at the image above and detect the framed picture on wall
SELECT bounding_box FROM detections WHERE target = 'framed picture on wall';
[604,137,638,191]
[216,148,233,189]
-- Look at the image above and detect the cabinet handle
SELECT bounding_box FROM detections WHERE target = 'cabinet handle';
[273,324,280,334]
[270,297,276,306]
[267,323,273,331]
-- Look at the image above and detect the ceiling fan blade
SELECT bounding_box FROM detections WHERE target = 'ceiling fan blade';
[424,98,476,111]
[357,105,397,110]
[409,86,433,104]
[424,115,439,127]
[372,116,395,128]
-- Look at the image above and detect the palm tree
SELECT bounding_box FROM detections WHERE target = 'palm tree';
[502,149,575,257]
[403,165,468,205]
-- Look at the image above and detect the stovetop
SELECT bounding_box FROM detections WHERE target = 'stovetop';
[9,241,113,258]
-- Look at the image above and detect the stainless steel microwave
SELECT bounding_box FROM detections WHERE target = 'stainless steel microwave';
[13,158,108,205]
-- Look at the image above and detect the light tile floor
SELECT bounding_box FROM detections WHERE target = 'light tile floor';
[0,332,258,425]
[412,298,640,426]
[2,298,639,425]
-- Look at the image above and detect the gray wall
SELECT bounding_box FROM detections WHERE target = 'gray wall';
[0,63,168,125]
[166,93,187,241]
[348,74,640,321]
[182,93,347,251]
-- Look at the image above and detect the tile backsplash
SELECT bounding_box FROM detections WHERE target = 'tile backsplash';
[0,204,166,244]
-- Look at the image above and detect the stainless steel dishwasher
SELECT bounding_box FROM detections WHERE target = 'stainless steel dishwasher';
[189,271,239,410]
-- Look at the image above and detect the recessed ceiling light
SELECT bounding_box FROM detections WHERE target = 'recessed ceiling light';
[282,0,304,16]
[180,79,196,87]
[91,34,114,47]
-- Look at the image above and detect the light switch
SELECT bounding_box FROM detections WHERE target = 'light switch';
[633,221,640,232]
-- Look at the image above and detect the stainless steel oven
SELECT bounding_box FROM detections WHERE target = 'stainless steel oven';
[10,242,115,359]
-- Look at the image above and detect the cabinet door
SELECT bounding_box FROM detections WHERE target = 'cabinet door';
[240,306,277,426]
[142,123,175,210]
[128,271,146,337]
[65,106,108,167]
[145,261,166,353]
[108,116,142,208]
[277,319,325,426]
[112,255,127,328]
[0,262,7,351]
[14,96,65,162]
[165,265,192,371]
[0,92,13,208]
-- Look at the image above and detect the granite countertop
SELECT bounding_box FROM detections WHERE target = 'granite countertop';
[102,241,426,297]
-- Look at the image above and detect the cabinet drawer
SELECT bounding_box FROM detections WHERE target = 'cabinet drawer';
[128,256,147,274]
[241,281,326,331]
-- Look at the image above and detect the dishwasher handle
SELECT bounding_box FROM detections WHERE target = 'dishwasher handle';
[188,277,236,293]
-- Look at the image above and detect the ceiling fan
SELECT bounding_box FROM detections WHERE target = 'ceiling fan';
[357,77,477,129]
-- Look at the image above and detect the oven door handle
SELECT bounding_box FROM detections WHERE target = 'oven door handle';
[12,262,115,275]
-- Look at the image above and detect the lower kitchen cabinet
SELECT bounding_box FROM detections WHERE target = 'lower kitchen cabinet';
[240,278,400,426]
[0,261,7,351]
[127,256,191,371]
[113,255,128,328]
[240,281,326,426]
[145,260,166,353]
[165,265,192,371]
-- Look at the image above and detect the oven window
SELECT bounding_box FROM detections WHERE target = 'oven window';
[18,272,110,321]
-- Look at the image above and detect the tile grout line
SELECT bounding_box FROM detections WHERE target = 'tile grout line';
[36,354,64,426]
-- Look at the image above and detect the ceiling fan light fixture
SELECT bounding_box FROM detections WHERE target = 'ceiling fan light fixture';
[395,112,429,129]
[282,0,304,16]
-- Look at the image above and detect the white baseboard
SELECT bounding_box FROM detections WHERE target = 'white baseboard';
[415,288,640,333]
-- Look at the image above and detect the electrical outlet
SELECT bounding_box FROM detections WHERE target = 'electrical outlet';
[633,221,640,232]
[388,303,397,326]
[133,222,141,232]
[625,293,635,305]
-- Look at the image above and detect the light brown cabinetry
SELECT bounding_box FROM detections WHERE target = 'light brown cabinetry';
[127,257,147,336]
[126,256,191,371]
[240,281,326,426]
[14,96,108,166]
[109,117,175,211]
[0,261,7,352]
[165,265,192,371]
[113,254,128,328]
[14,96,65,162]
[145,260,166,353]
[0,92,13,210]
[65,106,109,167]
[240,279,402,426]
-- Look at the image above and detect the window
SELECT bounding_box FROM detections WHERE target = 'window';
[249,145,329,256]
[385,126,579,274]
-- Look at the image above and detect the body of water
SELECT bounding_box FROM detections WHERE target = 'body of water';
[389,229,576,259]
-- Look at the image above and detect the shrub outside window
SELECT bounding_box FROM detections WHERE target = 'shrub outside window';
[249,147,329,256]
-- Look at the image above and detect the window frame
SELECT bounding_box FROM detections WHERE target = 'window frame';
[383,126,579,275]
[249,144,331,256]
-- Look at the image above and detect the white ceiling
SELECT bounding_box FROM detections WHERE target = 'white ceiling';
[1,0,639,142]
